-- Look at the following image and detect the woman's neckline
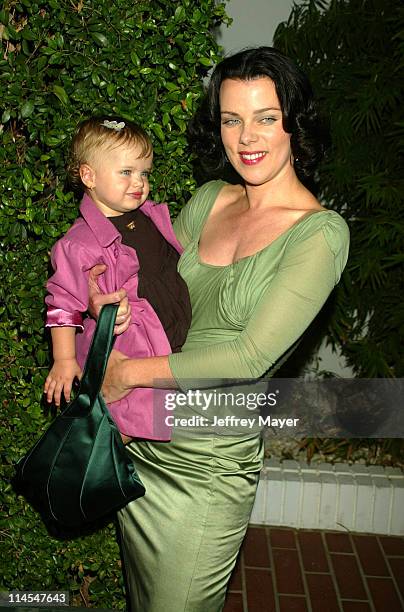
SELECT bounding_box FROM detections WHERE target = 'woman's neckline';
[196,180,333,269]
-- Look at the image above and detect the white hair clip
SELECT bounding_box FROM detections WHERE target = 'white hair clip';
[102,119,125,131]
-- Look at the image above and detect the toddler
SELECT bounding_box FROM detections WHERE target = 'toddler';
[44,116,191,442]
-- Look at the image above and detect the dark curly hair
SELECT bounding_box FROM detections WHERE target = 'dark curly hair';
[188,46,328,189]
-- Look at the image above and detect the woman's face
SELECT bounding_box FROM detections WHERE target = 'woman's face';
[219,77,293,186]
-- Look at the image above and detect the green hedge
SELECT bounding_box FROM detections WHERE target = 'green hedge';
[274,0,404,465]
[274,0,404,377]
[0,0,228,605]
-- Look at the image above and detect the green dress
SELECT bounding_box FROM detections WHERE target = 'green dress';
[119,180,350,612]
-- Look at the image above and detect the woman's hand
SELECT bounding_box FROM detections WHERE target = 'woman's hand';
[88,263,131,335]
[102,349,132,403]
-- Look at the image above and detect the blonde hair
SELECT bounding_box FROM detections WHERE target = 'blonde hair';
[67,116,153,192]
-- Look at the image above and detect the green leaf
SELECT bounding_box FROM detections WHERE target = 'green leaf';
[173,116,186,132]
[90,32,109,47]
[91,72,101,86]
[165,81,179,90]
[36,349,46,366]
[22,168,32,184]
[107,83,116,96]
[151,123,165,142]
[170,104,183,116]
[1,25,9,41]
[52,85,69,105]
[174,6,186,22]
[198,57,212,67]
[5,23,19,39]
[130,51,140,66]
[184,50,194,63]
[21,28,36,41]
[20,100,34,118]
[37,56,48,71]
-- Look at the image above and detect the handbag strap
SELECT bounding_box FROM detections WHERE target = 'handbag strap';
[79,303,119,400]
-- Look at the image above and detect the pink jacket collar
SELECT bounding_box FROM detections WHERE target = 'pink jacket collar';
[79,194,171,249]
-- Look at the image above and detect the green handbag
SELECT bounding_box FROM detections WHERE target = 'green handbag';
[13,303,145,527]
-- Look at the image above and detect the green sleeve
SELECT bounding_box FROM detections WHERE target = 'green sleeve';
[169,215,349,385]
[172,199,193,248]
[173,180,226,248]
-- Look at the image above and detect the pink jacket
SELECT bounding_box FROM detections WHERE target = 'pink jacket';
[46,194,184,439]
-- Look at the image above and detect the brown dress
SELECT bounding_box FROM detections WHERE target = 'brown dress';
[109,208,191,353]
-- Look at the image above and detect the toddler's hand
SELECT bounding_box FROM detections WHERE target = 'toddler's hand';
[44,358,82,407]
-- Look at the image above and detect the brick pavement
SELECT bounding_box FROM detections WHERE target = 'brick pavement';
[223,526,404,612]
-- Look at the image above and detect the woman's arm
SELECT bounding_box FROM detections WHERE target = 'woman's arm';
[102,353,174,403]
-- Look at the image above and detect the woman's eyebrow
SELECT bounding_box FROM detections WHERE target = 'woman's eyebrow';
[220,107,281,115]
[254,107,281,113]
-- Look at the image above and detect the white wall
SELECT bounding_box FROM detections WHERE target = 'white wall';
[216,0,298,52]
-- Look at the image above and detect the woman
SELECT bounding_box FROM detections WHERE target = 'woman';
[90,47,349,611]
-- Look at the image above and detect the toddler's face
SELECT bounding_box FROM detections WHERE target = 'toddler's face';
[82,142,153,217]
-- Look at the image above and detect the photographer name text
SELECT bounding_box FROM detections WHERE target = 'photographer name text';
[165,415,299,429]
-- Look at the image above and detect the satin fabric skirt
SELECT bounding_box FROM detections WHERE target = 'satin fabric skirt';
[118,431,264,612]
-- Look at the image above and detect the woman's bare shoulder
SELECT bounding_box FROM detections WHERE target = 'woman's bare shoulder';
[215,183,245,209]
[294,185,326,212]
[306,195,327,212]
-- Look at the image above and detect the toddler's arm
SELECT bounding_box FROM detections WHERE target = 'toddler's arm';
[44,327,82,406]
